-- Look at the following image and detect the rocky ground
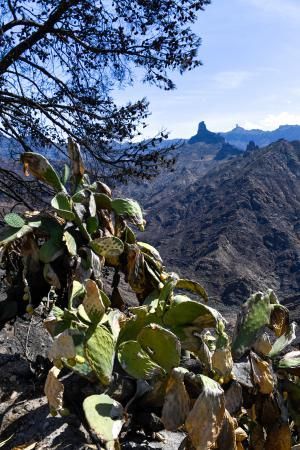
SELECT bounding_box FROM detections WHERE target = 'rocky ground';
[0,314,186,450]
[0,279,186,450]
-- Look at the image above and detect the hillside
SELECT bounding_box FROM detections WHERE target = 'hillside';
[136,140,300,322]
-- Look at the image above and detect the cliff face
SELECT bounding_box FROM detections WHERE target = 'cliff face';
[139,140,300,320]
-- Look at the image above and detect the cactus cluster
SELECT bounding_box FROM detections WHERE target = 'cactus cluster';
[0,139,300,449]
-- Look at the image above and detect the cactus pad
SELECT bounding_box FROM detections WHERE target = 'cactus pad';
[163,298,222,329]
[232,290,286,359]
[51,192,75,221]
[48,332,76,361]
[44,367,64,412]
[90,236,124,257]
[94,193,112,210]
[0,224,32,246]
[82,279,105,323]
[269,322,297,357]
[84,325,115,385]
[137,241,163,264]
[4,213,25,228]
[64,331,94,378]
[278,351,300,369]
[83,394,124,443]
[138,324,181,373]
[118,340,165,380]
[161,367,190,431]
[63,231,77,256]
[111,198,145,230]
[21,152,65,192]
[176,278,208,303]
[39,239,64,263]
[185,374,225,450]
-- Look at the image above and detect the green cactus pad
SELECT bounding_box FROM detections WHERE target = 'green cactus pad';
[63,331,93,378]
[138,324,181,372]
[163,299,222,329]
[124,226,136,244]
[69,281,85,308]
[176,278,208,303]
[143,289,160,308]
[232,290,284,359]
[85,325,115,385]
[61,163,70,186]
[4,213,25,229]
[156,278,178,316]
[90,236,124,257]
[72,188,89,203]
[137,242,163,263]
[111,198,145,230]
[39,217,63,242]
[118,340,165,380]
[77,304,91,324]
[99,289,111,309]
[39,239,64,263]
[118,306,162,344]
[278,351,300,369]
[94,193,112,210]
[21,152,66,192]
[51,192,75,221]
[83,394,124,443]
[63,231,77,256]
[0,224,32,246]
[86,216,99,234]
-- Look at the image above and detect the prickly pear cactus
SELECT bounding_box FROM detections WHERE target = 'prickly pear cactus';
[118,323,181,380]
[1,140,299,448]
[232,290,289,359]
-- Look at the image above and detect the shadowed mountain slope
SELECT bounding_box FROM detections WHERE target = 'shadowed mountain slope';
[139,140,300,319]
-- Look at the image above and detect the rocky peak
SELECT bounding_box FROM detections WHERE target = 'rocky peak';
[189,121,225,145]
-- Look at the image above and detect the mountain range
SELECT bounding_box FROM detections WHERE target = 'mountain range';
[1,123,300,326]
[221,123,300,149]
[187,121,300,150]
[123,123,300,327]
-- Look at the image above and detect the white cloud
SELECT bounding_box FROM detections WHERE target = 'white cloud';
[213,71,253,90]
[242,112,300,131]
[245,0,300,19]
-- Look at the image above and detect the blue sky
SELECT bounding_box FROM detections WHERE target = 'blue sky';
[115,0,300,139]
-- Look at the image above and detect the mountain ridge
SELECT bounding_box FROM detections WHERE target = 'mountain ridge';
[132,139,300,324]
[220,123,300,149]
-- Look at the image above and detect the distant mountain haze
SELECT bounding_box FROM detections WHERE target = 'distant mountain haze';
[186,120,300,149]
[221,123,300,149]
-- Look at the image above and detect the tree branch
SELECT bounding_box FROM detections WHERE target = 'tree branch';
[0,0,79,75]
